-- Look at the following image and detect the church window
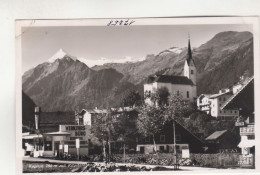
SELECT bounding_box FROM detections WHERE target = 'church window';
[191,70,194,74]
[187,91,189,98]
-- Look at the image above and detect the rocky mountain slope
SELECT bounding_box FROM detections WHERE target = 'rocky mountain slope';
[93,31,253,94]
[22,31,254,112]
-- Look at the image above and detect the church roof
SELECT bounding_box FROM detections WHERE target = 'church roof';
[146,74,194,85]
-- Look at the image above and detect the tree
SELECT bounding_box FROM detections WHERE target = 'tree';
[137,104,167,152]
[151,87,170,106]
[91,109,119,162]
[161,93,191,164]
[120,89,142,107]
[137,87,170,152]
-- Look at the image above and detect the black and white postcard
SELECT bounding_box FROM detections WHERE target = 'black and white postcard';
[16,17,259,174]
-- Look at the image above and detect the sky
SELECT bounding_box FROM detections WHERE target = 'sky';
[22,24,253,73]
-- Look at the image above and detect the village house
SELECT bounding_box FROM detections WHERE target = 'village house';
[136,120,205,154]
[144,38,197,105]
[221,76,254,168]
[205,130,240,153]
[197,88,241,120]
[197,75,252,120]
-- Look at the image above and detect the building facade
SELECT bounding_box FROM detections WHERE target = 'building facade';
[197,89,240,120]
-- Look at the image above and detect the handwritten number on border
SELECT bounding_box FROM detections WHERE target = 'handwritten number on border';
[107,19,135,26]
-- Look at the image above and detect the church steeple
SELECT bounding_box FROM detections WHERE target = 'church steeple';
[187,34,192,65]
[184,34,197,87]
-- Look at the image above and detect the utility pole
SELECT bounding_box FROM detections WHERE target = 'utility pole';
[123,143,126,164]
[173,120,177,167]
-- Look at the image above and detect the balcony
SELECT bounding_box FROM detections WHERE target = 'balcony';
[240,125,254,135]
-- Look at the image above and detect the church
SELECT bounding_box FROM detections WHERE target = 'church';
[144,38,197,103]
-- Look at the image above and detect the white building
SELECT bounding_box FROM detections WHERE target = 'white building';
[144,38,197,104]
[197,74,252,120]
[197,89,240,120]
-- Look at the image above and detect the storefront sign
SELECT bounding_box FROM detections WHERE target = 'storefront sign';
[60,125,89,142]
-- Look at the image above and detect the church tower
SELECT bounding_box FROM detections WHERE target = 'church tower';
[184,36,197,86]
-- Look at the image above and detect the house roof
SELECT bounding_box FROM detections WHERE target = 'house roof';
[40,111,75,124]
[84,109,108,114]
[205,130,227,140]
[208,91,232,99]
[197,94,214,100]
[221,76,254,111]
[146,75,194,85]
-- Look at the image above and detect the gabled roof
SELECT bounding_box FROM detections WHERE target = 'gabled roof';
[221,76,254,111]
[205,130,227,140]
[175,120,205,144]
[146,75,194,85]
[208,91,232,99]
[84,109,108,114]
[197,94,214,100]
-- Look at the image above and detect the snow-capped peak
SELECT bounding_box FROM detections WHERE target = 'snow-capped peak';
[48,48,77,63]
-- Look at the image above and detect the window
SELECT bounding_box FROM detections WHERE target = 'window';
[235,111,237,114]
[175,134,181,141]
[231,110,233,113]
[248,135,255,140]
[159,146,165,152]
[191,70,194,74]
[187,91,189,98]
[219,97,222,101]
[223,97,226,101]
[220,111,222,114]
[224,111,226,113]
[44,141,52,151]
[160,135,165,142]
[177,91,180,96]
[145,137,150,142]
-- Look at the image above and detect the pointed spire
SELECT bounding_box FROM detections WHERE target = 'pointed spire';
[187,33,192,65]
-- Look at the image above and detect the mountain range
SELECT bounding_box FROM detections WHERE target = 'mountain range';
[22,31,254,113]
